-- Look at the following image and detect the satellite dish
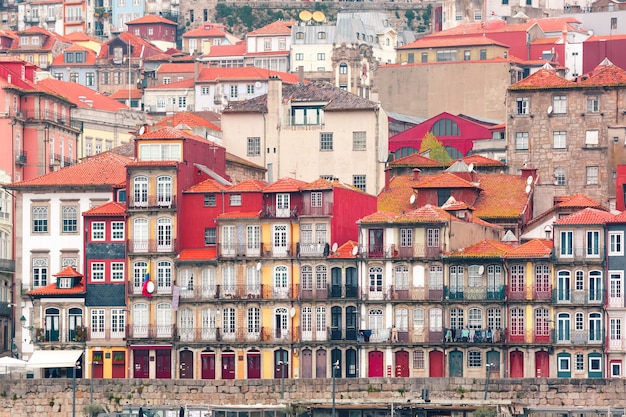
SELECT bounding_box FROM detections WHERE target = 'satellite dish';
[256,262,262,271]
[312,11,325,22]
[526,175,533,185]
[290,307,296,318]
[410,194,416,205]
[547,105,553,115]
[351,246,359,256]
[255,81,262,88]
[138,125,146,135]
[146,281,155,294]
[478,265,485,275]
[332,242,338,253]
[468,163,474,172]
[299,10,312,22]
[525,184,531,194]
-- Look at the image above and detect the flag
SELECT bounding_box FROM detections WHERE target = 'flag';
[142,263,152,298]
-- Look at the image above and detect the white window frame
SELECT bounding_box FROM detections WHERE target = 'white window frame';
[91,262,105,282]
[609,231,623,256]
[91,221,105,241]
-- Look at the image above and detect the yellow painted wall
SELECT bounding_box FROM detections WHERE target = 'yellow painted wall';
[87,347,129,379]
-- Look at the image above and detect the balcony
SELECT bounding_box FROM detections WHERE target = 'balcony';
[553,289,604,305]
[298,326,329,342]
[298,202,333,216]
[0,258,15,272]
[22,110,72,126]
[34,326,88,343]
[444,286,505,301]
[127,238,176,254]
[261,205,298,219]
[359,243,445,259]
[15,151,26,165]
[507,285,553,301]
[128,283,173,296]
[219,243,262,258]
[555,330,604,346]
[553,245,605,262]
[127,195,177,210]
[179,284,262,301]
[506,328,553,344]
[444,327,503,344]
[127,324,175,339]
[176,326,292,343]
[88,327,126,340]
[329,284,358,298]
[298,284,328,300]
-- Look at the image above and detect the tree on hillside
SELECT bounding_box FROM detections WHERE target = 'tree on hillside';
[419,132,451,162]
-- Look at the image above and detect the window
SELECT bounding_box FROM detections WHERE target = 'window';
[427,228,440,248]
[91,221,105,241]
[400,228,412,247]
[247,137,261,156]
[247,84,254,94]
[86,72,95,87]
[111,222,124,240]
[32,206,48,233]
[560,231,573,256]
[611,17,617,29]
[353,175,366,192]
[230,85,238,98]
[585,130,599,146]
[229,194,242,206]
[413,350,424,369]
[320,132,333,151]
[553,95,567,114]
[586,166,599,185]
[609,232,623,256]
[353,131,366,151]
[295,53,303,61]
[178,96,187,110]
[157,261,172,291]
[62,205,78,233]
[204,194,216,207]
[611,318,622,341]
[296,32,304,39]
[33,257,48,287]
[111,262,124,281]
[515,132,529,150]
[421,52,428,63]
[468,350,482,368]
[558,356,571,372]
[554,167,566,186]
[553,131,566,149]
[317,53,325,60]
[587,230,600,256]
[311,192,322,207]
[587,96,599,113]
[163,77,171,85]
[201,86,210,95]
[278,38,286,50]
[479,49,486,59]
[339,63,348,74]
[436,50,457,62]
[464,50,471,60]
[204,228,216,245]
[318,31,326,39]
[576,353,584,371]
[91,262,105,282]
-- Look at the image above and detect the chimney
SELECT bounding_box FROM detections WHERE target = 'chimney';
[412,168,421,181]
[194,60,200,80]
[298,66,304,83]
[384,167,391,191]
[267,75,282,115]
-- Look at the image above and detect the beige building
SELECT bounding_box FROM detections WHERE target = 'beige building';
[221,78,389,196]
[396,36,509,64]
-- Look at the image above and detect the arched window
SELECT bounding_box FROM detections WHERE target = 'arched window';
[431,118,460,136]
[133,261,147,290]
[157,261,172,292]
[315,265,327,289]
[202,268,216,298]
[179,308,194,341]
[179,268,193,297]
[156,176,173,206]
[133,176,148,207]
[339,63,348,74]
[468,307,482,328]
[394,265,409,289]
[156,302,172,337]
[157,217,172,250]
[133,218,148,252]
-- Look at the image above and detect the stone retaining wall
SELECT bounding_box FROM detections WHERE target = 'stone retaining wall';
[0,378,624,417]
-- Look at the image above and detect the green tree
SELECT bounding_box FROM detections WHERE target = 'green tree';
[419,133,451,162]
[474,408,497,417]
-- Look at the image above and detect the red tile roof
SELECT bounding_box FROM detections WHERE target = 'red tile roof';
[509,66,577,90]
[65,32,100,43]
[137,127,221,147]
[177,248,217,261]
[27,281,85,296]
[328,240,359,258]
[399,35,509,50]
[126,14,177,26]
[83,201,126,217]
[156,111,221,132]
[472,173,529,219]
[377,175,419,213]
[555,193,603,208]
[185,178,229,193]
[227,179,268,192]
[461,154,505,167]
[579,60,626,86]
[608,210,626,223]
[301,177,360,192]
[555,207,616,225]
[446,238,513,257]
[9,151,130,189]
[126,160,179,168]
[148,78,195,89]
[51,44,97,66]
[248,20,295,36]
[389,153,448,168]
[54,265,84,278]
[413,172,478,189]
[361,204,459,224]
[263,177,308,193]
[97,32,162,59]
[505,239,553,258]
[109,89,143,99]
[36,78,128,112]
[203,42,247,58]
[183,23,233,38]
[217,211,260,219]
[157,63,196,73]
[198,67,301,83]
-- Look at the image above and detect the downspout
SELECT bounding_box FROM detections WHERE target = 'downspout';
[374,105,380,195]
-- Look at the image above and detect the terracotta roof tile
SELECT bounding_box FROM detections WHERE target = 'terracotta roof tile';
[203,42,246,58]
[83,201,126,217]
[155,112,221,132]
[51,44,97,66]
[127,160,179,168]
[126,14,177,25]
[263,177,308,193]
[248,20,295,36]
[389,153,448,168]
[54,265,84,278]
[555,193,603,208]
[509,67,577,90]
[198,67,301,83]
[413,172,477,189]
[177,248,217,261]
[137,127,220,147]
[185,178,229,193]
[183,23,233,38]
[472,173,529,219]
[555,207,616,225]
[157,63,196,73]
[447,238,513,258]
[147,78,196,90]
[377,175,419,213]
[217,211,260,219]
[27,281,85,296]
[608,210,626,223]
[461,154,505,167]
[227,178,268,192]
[37,78,128,112]
[579,60,626,86]
[328,240,359,258]
[9,151,130,189]
[505,239,553,258]
[399,35,509,50]
[359,211,402,223]
[97,32,163,59]
[301,177,360,192]
[109,89,143,99]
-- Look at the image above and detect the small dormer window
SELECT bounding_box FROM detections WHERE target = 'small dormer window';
[65,52,74,63]
[318,31,326,39]
[58,277,73,288]
[21,37,28,45]
[32,37,39,45]
[75,52,84,63]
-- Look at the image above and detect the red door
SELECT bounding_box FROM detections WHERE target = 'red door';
[92,351,104,379]
[510,351,524,378]
[301,349,312,379]
[395,351,409,377]
[368,350,384,377]
[429,350,444,377]
[222,352,236,379]
[156,350,172,379]
[133,350,149,379]
[535,351,549,378]
[247,351,261,379]
[179,350,193,379]
[201,353,216,379]
[111,351,126,379]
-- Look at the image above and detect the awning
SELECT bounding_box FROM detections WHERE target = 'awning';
[27,350,83,368]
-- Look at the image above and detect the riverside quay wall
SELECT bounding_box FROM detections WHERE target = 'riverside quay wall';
[0,377,624,417]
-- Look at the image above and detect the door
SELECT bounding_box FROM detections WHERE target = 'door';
[368,350,384,377]
[346,306,357,340]
[275,307,288,339]
[558,271,571,301]
[331,267,342,297]
[155,350,171,379]
[331,306,342,340]
[301,349,313,379]
[133,349,149,378]
[589,312,602,342]
[315,349,327,378]
[449,350,463,377]
[535,350,550,378]
[133,176,148,207]
[395,350,409,377]
[45,308,60,342]
[486,351,500,377]
[247,350,261,379]
[111,351,126,379]
[201,353,216,379]
[179,350,193,379]
[346,348,357,378]
[274,349,289,379]
[345,267,358,297]
[133,218,148,252]
[222,352,236,379]
[92,351,104,379]
[272,224,288,256]
[222,225,236,256]
[429,350,444,377]
[510,351,524,378]
[368,229,384,257]
[276,193,290,218]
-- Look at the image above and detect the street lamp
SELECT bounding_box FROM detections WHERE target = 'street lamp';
[278,360,288,399]
[331,360,340,417]
[73,360,81,417]
[484,363,494,400]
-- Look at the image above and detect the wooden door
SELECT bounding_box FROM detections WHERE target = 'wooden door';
[247,351,261,379]
[535,351,549,378]
[301,349,313,379]
[449,350,463,377]
[155,350,171,379]
[201,353,216,380]
[395,350,409,377]
[315,349,327,378]
[368,350,384,377]
[510,351,524,378]
[429,350,444,377]
[133,350,149,379]
[179,350,193,379]
[222,352,236,379]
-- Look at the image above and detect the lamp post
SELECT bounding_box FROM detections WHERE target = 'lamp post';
[331,360,340,417]
[484,363,494,401]
[278,360,288,399]
[73,361,81,417]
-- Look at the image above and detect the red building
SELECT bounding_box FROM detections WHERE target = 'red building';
[582,34,626,74]
[125,15,177,51]
[389,112,499,159]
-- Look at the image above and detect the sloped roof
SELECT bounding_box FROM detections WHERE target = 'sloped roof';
[83,201,126,217]
[579,59,626,87]
[54,265,84,278]
[147,78,195,89]
[9,151,130,189]
[554,207,616,225]
[36,78,128,112]
[248,20,295,36]
[377,175,419,213]
[184,178,229,193]
[183,23,233,38]
[217,211,260,219]
[412,172,478,189]
[197,67,301,83]
[461,154,505,167]
[156,111,221,132]
[555,193,603,208]
[50,44,97,66]
[227,178,268,192]
[97,32,162,59]
[136,127,222,147]
[509,67,577,90]
[225,81,377,113]
[109,89,143,100]
[158,63,196,73]
[399,35,509,50]
[328,240,359,258]
[446,238,513,258]
[126,14,177,26]
[505,238,553,258]
[472,173,529,219]
[27,280,85,296]
[263,177,308,193]
[301,177,361,192]
[203,42,247,58]
[361,204,458,224]
[388,153,448,169]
